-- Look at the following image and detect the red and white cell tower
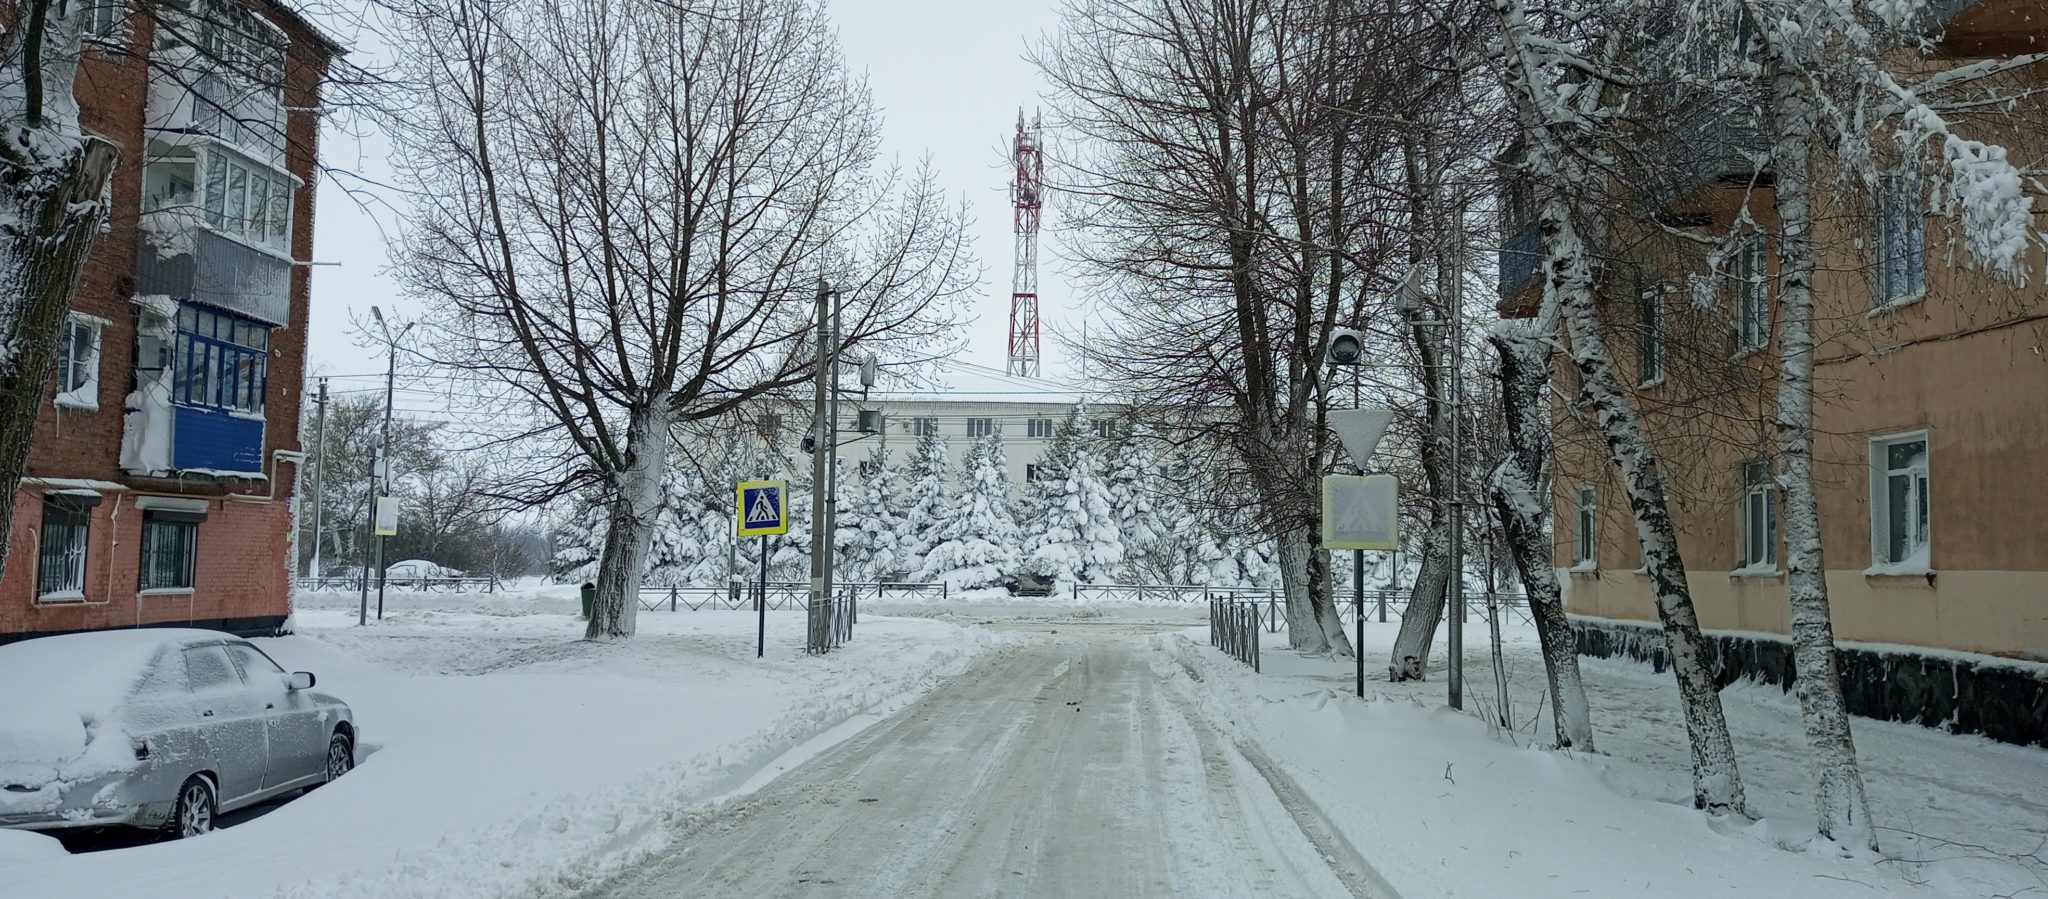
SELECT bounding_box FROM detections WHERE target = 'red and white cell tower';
[1008,109,1044,378]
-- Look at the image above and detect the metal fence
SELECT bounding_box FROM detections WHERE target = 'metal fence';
[808,588,858,654]
[634,581,947,612]
[295,575,501,594]
[1209,595,1264,672]
[1333,589,1532,627]
[1075,583,1285,607]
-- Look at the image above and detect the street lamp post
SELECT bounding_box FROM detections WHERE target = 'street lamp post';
[369,306,414,624]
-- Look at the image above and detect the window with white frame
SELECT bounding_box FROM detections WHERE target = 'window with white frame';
[86,1,125,42]
[1877,168,1927,307]
[1027,418,1052,438]
[1572,486,1597,568]
[1637,286,1665,386]
[1872,433,1930,568]
[1737,459,1776,570]
[1093,419,1118,440]
[37,496,93,600]
[1025,463,1041,483]
[912,417,938,437]
[1734,233,1769,353]
[966,417,994,438]
[56,315,103,410]
[201,149,293,253]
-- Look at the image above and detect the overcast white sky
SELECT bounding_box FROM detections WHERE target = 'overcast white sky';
[303,0,1088,411]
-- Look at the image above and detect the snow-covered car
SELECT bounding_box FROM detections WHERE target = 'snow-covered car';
[383,559,462,587]
[0,630,356,840]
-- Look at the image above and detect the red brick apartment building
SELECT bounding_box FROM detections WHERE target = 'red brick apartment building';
[0,1,338,644]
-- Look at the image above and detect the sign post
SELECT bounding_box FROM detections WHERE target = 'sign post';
[1323,472,1398,699]
[737,480,790,658]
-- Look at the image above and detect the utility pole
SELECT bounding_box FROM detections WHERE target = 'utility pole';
[308,377,328,579]
[825,289,843,610]
[370,307,414,623]
[807,280,832,649]
[1446,207,1467,713]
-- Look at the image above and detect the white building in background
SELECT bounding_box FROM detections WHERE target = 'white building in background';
[766,360,1122,499]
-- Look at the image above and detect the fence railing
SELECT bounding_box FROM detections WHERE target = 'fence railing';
[808,587,859,654]
[1209,595,1263,672]
[295,575,501,594]
[635,581,947,612]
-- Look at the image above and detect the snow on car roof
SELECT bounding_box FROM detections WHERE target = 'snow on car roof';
[0,630,233,784]
[0,630,231,731]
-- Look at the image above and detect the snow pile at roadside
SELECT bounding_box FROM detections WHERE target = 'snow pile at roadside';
[1152,624,2044,898]
[9,608,991,899]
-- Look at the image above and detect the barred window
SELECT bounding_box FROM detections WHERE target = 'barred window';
[141,512,201,591]
[38,498,93,599]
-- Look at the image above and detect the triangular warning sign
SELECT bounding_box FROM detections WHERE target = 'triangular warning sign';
[746,489,780,524]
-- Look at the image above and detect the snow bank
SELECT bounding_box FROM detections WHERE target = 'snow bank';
[9,608,990,898]
[1153,619,2048,898]
[0,830,68,863]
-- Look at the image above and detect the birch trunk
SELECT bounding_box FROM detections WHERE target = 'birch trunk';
[585,405,673,640]
[1487,0,1743,813]
[1767,57,1878,851]
[1552,207,1745,813]
[1488,328,1594,749]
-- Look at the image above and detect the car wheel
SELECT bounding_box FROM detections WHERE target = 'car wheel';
[164,775,215,839]
[320,731,354,785]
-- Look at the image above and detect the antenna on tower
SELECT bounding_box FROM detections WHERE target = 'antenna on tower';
[1008,108,1044,379]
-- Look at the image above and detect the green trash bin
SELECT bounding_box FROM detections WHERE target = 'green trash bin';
[580,582,596,620]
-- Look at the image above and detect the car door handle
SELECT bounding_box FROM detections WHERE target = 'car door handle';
[201,710,214,717]
[265,703,275,710]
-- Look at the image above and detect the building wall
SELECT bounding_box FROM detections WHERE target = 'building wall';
[746,396,1114,500]
[0,3,334,643]
[1548,35,2048,662]
[0,488,293,642]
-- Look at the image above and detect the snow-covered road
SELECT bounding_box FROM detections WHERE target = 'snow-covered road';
[596,621,1392,899]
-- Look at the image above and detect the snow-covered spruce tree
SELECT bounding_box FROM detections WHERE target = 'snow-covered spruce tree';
[1101,427,1161,580]
[894,431,952,578]
[1020,410,1124,591]
[919,432,1021,590]
[0,4,119,570]
[390,0,973,639]
[1485,0,1746,813]
[843,445,905,581]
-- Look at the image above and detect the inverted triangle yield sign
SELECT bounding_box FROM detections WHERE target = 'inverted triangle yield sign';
[1329,408,1394,468]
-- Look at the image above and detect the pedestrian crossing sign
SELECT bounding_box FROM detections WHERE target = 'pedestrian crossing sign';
[736,480,789,537]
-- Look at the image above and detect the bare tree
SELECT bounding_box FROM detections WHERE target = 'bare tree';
[0,3,119,571]
[1039,0,1479,655]
[386,0,974,639]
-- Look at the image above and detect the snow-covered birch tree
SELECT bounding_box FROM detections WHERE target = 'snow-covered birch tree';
[387,0,973,639]
[1637,0,2048,849]
[1482,0,1747,813]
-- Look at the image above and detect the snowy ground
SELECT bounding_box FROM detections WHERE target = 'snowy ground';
[6,589,993,899]
[1156,614,2048,898]
[592,616,1389,898]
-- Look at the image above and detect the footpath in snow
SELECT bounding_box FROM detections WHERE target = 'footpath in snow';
[6,587,992,899]
[1156,615,2048,898]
